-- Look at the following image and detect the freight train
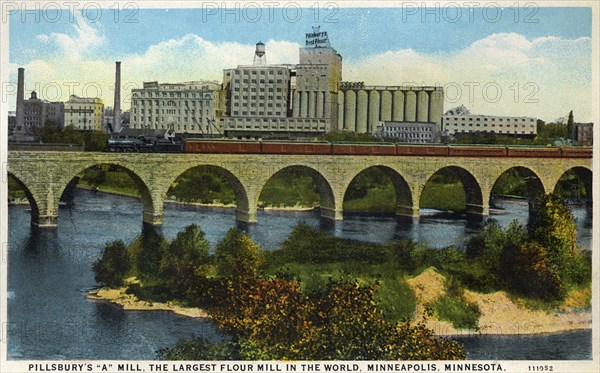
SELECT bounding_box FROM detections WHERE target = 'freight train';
[182,140,592,158]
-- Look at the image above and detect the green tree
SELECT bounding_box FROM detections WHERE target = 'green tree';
[137,225,168,280]
[214,228,262,280]
[160,224,211,299]
[567,110,574,138]
[509,241,565,300]
[93,240,131,288]
[206,276,465,360]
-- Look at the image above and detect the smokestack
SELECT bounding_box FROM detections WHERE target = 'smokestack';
[16,67,24,130]
[113,61,121,133]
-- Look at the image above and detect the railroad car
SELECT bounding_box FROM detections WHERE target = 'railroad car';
[560,147,593,158]
[184,140,261,154]
[448,145,507,157]
[506,146,562,158]
[332,143,396,155]
[395,144,449,156]
[261,141,332,155]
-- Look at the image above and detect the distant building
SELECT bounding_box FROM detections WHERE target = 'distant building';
[375,121,436,143]
[573,122,593,146]
[220,36,342,139]
[64,95,104,131]
[220,29,442,139]
[11,91,65,141]
[129,81,221,135]
[442,107,537,138]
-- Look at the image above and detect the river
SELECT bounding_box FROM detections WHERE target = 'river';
[6,189,592,360]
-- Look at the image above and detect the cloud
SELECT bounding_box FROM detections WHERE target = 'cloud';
[35,13,105,61]
[344,33,592,122]
[10,27,592,123]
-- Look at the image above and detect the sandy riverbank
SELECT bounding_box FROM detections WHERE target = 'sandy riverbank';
[87,285,209,319]
[407,267,591,336]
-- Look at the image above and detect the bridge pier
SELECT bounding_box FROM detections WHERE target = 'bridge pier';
[466,203,489,217]
[32,214,58,228]
[396,205,419,219]
[143,210,164,225]
[236,207,257,224]
[320,207,343,220]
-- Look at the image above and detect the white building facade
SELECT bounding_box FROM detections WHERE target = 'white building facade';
[443,114,537,137]
[129,81,221,135]
[64,95,104,131]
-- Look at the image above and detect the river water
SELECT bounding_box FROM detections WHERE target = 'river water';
[7,189,593,360]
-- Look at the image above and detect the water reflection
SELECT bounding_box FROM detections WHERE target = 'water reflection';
[7,190,593,360]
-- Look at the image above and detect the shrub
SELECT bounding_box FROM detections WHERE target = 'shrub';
[208,275,465,360]
[509,241,566,300]
[214,228,262,280]
[93,241,131,288]
[159,224,211,300]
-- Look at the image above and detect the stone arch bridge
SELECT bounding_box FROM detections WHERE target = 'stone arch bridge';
[6,151,592,228]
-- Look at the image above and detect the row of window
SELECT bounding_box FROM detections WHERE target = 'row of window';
[384,127,433,132]
[454,129,535,134]
[132,116,212,123]
[133,91,214,98]
[450,123,532,128]
[232,110,285,116]
[133,108,211,115]
[229,69,286,76]
[133,99,212,106]
[445,116,534,122]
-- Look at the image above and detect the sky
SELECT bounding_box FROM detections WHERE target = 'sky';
[5,2,594,122]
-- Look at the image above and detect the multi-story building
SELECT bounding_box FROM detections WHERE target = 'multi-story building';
[11,91,65,141]
[220,29,442,139]
[221,33,342,139]
[129,81,221,134]
[573,122,593,146]
[64,95,104,131]
[375,121,437,143]
[442,108,537,138]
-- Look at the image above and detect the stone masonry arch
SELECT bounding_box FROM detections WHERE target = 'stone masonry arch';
[490,166,546,204]
[258,164,339,220]
[164,164,251,223]
[553,166,593,201]
[342,165,413,217]
[55,162,158,225]
[419,165,484,216]
[7,172,42,226]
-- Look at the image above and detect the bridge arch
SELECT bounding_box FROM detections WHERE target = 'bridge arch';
[490,166,546,203]
[7,172,41,225]
[259,164,339,220]
[343,165,413,217]
[420,165,484,215]
[553,166,592,201]
[56,162,158,225]
[165,164,251,223]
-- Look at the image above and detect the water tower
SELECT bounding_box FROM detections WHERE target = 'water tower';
[253,41,266,65]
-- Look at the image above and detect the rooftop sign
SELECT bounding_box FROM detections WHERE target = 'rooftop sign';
[305,26,331,48]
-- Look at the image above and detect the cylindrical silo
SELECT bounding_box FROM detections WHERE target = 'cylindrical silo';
[344,90,356,131]
[429,89,444,137]
[337,91,345,126]
[368,90,380,133]
[308,91,316,118]
[404,90,417,122]
[392,90,404,121]
[356,90,368,133]
[300,91,308,118]
[380,90,392,122]
[292,90,300,117]
[417,90,429,122]
[317,91,324,118]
